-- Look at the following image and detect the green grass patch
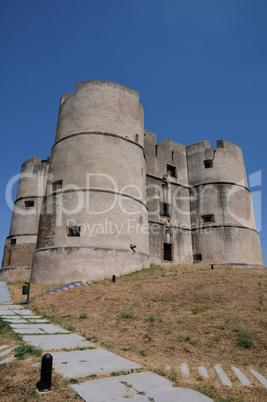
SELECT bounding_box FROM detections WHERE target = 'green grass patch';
[234,329,254,349]
[15,344,42,360]
[191,305,208,314]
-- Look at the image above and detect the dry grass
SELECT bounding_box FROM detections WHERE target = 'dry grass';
[6,264,267,401]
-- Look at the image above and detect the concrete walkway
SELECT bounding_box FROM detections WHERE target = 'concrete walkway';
[1,281,266,400]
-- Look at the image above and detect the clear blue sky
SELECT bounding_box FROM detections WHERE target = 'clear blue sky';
[0,0,266,265]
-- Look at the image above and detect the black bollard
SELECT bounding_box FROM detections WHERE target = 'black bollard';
[22,283,30,304]
[112,275,116,283]
[37,353,53,392]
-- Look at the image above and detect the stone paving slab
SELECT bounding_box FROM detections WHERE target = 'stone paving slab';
[52,349,141,378]
[0,356,15,365]
[250,369,267,388]
[0,346,18,358]
[22,334,95,350]
[0,310,17,315]
[0,345,9,351]
[180,362,190,375]
[71,372,213,402]
[15,310,34,315]
[214,365,232,386]
[198,366,210,379]
[2,318,27,324]
[9,323,69,334]
[231,367,251,386]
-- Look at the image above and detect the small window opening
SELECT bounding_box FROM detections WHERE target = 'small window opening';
[10,238,16,245]
[204,159,213,168]
[163,243,173,261]
[167,164,176,177]
[193,254,202,262]
[66,226,81,237]
[202,214,215,223]
[52,180,63,191]
[155,144,159,156]
[25,200,34,208]
[172,150,175,163]
[160,202,170,217]
[135,134,139,142]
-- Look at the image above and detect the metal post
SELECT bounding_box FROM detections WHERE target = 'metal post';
[37,353,53,392]
[22,283,30,304]
[112,275,116,283]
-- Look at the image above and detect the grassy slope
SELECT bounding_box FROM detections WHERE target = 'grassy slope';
[7,264,267,401]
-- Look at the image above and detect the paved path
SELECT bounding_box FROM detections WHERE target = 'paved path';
[1,281,267,401]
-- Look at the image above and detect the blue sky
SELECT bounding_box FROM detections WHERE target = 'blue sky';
[0,0,266,265]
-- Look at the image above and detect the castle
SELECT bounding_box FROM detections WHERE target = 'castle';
[1,81,263,284]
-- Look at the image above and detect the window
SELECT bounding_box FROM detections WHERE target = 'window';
[52,180,62,191]
[66,226,81,237]
[10,238,16,245]
[202,214,215,223]
[193,254,202,262]
[160,202,170,217]
[167,164,176,177]
[163,243,173,261]
[135,134,139,142]
[25,200,34,208]
[204,159,213,168]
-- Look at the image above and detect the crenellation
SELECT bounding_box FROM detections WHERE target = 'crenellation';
[1,81,263,283]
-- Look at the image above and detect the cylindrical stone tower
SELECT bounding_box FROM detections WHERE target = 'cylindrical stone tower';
[187,140,263,266]
[31,81,149,284]
[1,157,49,278]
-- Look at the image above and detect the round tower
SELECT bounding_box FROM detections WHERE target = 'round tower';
[186,140,263,266]
[31,81,149,284]
[1,157,49,275]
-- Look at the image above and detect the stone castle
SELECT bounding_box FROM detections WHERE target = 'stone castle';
[1,81,263,284]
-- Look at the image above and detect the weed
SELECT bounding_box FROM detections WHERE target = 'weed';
[146,315,156,323]
[120,327,128,332]
[79,313,88,320]
[120,312,134,319]
[15,344,42,360]
[164,329,173,335]
[65,324,76,332]
[100,341,114,349]
[138,350,147,357]
[111,371,129,376]
[211,334,221,342]
[235,329,254,348]
[191,305,208,314]
[68,378,79,384]
[167,368,178,382]
[88,374,97,379]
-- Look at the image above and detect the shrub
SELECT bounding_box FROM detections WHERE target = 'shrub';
[235,329,253,348]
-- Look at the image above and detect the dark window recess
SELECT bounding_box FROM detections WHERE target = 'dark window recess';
[160,202,170,217]
[25,200,34,208]
[10,238,16,245]
[202,214,215,223]
[135,134,139,142]
[155,144,158,156]
[163,243,173,261]
[167,164,176,177]
[52,180,63,191]
[66,226,81,237]
[193,254,202,262]
[204,159,213,168]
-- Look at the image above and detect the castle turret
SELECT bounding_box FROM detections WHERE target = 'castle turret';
[186,140,263,266]
[31,81,149,284]
[144,131,193,264]
[1,157,49,279]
